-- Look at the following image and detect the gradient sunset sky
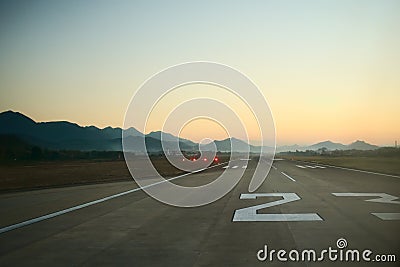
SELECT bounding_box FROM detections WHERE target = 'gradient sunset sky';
[0,0,399,146]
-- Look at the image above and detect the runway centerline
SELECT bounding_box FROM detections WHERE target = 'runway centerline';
[280,171,296,182]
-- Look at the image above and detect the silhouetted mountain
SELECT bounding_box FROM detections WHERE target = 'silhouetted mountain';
[276,144,302,152]
[307,140,347,151]
[122,135,197,153]
[347,140,379,150]
[276,140,379,152]
[0,110,141,151]
[213,138,248,152]
[206,137,259,152]
[0,111,198,152]
[146,131,196,147]
[0,110,381,153]
[103,126,142,139]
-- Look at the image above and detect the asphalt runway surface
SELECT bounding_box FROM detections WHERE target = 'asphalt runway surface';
[0,158,399,266]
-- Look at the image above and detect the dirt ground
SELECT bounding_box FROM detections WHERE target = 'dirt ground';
[0,155,229,193]
[0,158,185,192]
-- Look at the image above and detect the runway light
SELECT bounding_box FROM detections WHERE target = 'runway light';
[214,157,219,162]
[203,158,207,161]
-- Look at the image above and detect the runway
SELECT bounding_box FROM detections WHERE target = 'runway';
[0,159,399,266]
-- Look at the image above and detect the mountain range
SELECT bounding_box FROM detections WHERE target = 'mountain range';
[0,110,380,152]
[277,140,379,152]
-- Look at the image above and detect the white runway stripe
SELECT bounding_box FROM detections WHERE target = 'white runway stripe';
[242,165,247,169]
[321,164,400,178]
[232,165,238,169]
[295,160,400,178]
[296,165,326,169]
[281,172,296,182]
[0,162,228,234]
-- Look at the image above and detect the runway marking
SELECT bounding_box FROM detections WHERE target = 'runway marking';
[327,165,400,178]
[280,172,296,182]
[332,193,400,204]
[0,162,228,235]
[233,193,323,222]
[333,193,400,220]
[371,213,400,220]
[223,165,247,169]
[273,158,284,161]
[271,165,277,170]
[296,165,326,169]
[296,161,400,178]
[240,158,251,161]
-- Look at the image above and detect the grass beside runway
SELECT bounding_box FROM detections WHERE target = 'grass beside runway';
[0,155,230,193]
[279,155,400,176]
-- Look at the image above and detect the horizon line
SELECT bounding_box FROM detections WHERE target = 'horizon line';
[1,109,394,147]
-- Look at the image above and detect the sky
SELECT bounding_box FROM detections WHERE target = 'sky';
[0,0,399,146]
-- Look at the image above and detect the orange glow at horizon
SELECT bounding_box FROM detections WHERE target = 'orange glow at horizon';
[1,1,399,146]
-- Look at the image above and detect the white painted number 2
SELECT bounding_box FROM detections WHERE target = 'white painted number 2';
[232,193,323,222]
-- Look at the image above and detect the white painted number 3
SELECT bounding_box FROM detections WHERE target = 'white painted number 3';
[332,193,400,220]
[232,193,323,222]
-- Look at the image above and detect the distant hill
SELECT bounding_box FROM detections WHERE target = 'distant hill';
[211,137,258,152]
[276,140,379,152]
[0,110,141,151]
[347,140,379,150]
[127,136,196,152]
[214,138,246,152]
[0,110,380,153]
[307,141,347,151]
[146,131,196,147]
[0,111,198,152]
[276,144,302,152]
